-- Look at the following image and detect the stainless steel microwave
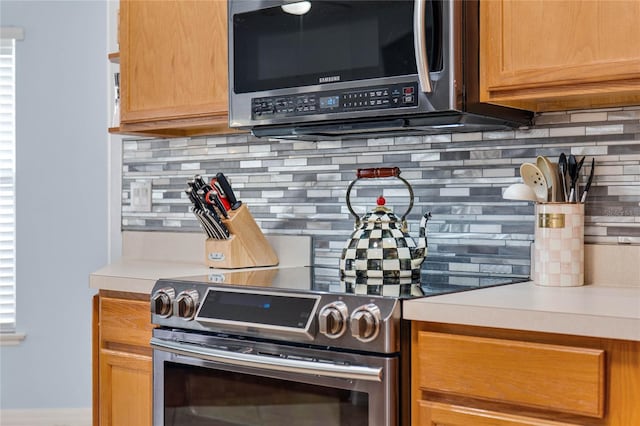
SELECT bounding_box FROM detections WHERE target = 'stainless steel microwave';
[228,0,533,140]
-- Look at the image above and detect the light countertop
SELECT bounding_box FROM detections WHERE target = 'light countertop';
[404,244,640,341]
[90,259,214,294]
[404,281,640,342]
[93,234,640,342]
[92,261,640,342]
[90,232,313,294]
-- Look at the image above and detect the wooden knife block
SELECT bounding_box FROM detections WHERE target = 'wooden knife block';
[204,203,279,269]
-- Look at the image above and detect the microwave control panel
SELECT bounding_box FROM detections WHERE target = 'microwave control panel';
[251,82,418,120]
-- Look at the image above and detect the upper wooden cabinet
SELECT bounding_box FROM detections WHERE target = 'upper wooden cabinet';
[117,0,235,137]
[480,0,640,112]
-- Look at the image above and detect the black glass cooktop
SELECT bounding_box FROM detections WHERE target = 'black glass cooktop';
[173,266,528,300]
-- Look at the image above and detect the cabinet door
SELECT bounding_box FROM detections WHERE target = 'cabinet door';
[92,295,100,426]
[100,295,154,347]
[480,0,640,111]
[119,0,231,136]
[417,401,580,426]
[99,349,152,426]
[97,292,154,426]
[415,331,605,418]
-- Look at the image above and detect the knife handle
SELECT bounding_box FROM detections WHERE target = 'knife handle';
[205,190,229,218]
[357,167,401,179]
[193,174,208,191]
[215,173,242,210]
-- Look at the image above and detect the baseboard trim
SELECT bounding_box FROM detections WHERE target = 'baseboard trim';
[0,408,91,426]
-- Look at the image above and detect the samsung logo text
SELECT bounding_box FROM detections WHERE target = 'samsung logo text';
[319,75,341,83]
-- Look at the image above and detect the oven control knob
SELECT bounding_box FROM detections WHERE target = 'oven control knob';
[318,301,348,339]
[350,304,381,342]
[175,290,199,320]
[151,287,175,318]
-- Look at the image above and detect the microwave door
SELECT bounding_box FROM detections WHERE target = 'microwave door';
[229,0,450,130]
[231,1,419,94]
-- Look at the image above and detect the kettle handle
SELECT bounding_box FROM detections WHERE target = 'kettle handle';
[356,167,401,179]
[346,167,414,229]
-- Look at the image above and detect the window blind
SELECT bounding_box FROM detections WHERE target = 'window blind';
[0,36,16,332]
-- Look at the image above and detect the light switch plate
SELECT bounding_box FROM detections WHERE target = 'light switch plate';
[130,181,152,212]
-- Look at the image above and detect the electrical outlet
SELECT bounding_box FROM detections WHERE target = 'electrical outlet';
[130,181,152,212]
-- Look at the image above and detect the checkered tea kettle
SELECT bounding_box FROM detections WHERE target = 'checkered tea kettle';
[340,167,431,280]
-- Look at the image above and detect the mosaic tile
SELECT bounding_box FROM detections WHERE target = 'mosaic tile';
[122,109,640,280]
[422,134,452,143]
[367,137,394,147]
[392,136,421,144]
[515,128,550,139]
[533,113,570,125]
[586,124,624,135]
[412,152,440,162]
[549,126,586,137]
[469,149,501,160]
[482,130,515,140]
[452,132,483,142]
[356,154,384,164]
[623,123,640,134]
[609,143,640,155]
[571,112,608,123]
[483,168,515,178]
[608,110,640,121]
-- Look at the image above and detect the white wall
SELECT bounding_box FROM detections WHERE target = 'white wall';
[0,0,108,409]
[107,0,123,263]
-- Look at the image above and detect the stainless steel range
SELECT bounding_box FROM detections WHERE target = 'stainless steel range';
[150,267,525,426]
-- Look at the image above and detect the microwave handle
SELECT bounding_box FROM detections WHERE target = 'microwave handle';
[413,0,432,93]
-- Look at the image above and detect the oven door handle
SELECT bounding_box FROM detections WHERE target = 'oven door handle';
[151,337,383,382]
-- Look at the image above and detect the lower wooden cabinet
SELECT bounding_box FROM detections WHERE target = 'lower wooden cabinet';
[99,350,152,426]
[93,291,154,426]
[418,400,580,426]
[412,322,640,426]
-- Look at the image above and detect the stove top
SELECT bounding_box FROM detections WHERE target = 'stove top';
[171,266,527,299]
[151,267,527,353]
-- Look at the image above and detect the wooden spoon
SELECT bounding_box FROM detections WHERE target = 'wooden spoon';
[520,162,548,203]
[536,156,559,202]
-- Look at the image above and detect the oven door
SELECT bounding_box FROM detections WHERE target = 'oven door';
[152,329,398,426]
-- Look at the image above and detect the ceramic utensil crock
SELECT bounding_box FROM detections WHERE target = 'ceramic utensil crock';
[533,203,584,287]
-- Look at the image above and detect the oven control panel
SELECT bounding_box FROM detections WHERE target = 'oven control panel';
[151,287,175,318]
[251,82,419,121]
[318,301,349,339]
[350,304,382,342]
[150,279,402,354]
[196,287,320,340]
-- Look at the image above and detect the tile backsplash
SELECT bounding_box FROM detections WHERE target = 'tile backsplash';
[122,107,640,279]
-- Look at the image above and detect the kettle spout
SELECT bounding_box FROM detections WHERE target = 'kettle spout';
[410,212,432,268]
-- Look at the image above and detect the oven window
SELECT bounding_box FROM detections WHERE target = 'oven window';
[233,0,442,93]
[163,362,368,426]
